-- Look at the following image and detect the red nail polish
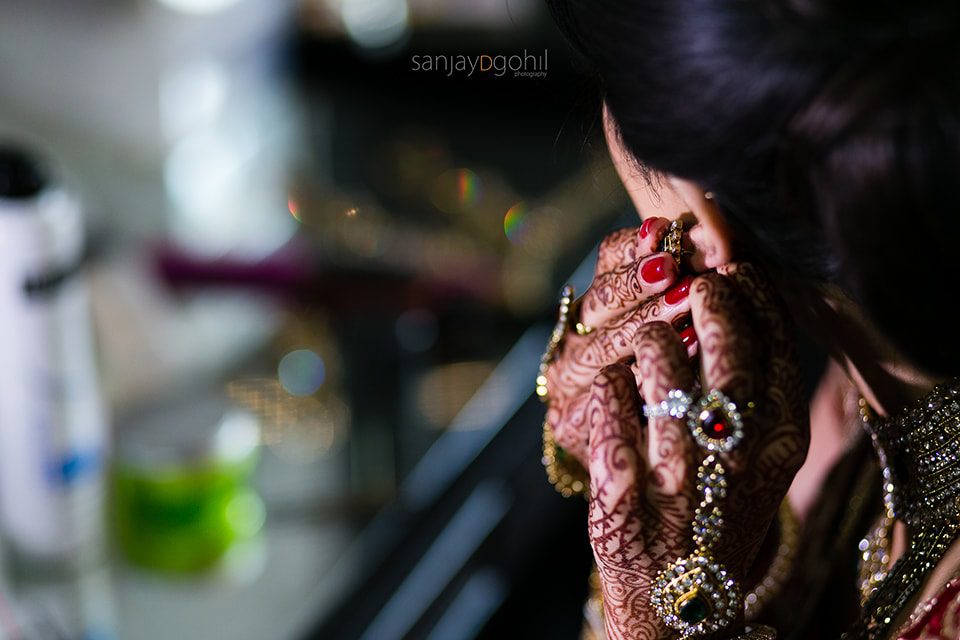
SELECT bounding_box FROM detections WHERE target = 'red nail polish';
[664,276,693,306]
[640,256,670,284]
[639,218,655,239]
[679,325,698,347]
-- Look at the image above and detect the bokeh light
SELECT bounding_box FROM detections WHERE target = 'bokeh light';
[278,349,326,397]
[160,59,228,141]
[226,378,349,463]
[164,124,299,258]
[341,0,410,50]
[288,196,301,222]
[430,168,483,214]
[503,201,530,243]
[223,489,266,538]
[456,169,481,208]
[154,0,242,15]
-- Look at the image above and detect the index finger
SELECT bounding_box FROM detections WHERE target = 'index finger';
[579,252,680,330]
[594,217,672,275]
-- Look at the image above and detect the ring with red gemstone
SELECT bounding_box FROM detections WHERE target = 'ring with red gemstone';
[687,389,746,453]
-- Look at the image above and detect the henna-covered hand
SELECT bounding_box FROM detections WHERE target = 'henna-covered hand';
[546,218,696,465]
[586,265,809,640]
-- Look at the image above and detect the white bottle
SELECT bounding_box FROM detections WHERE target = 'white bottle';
[0,145,108,563]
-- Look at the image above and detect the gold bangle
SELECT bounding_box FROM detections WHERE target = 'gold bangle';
[538,285,591,498]
[744,499,799,620]
[542,417,589,498]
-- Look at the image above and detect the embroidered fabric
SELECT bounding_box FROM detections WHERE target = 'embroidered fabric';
[897,575,960,639]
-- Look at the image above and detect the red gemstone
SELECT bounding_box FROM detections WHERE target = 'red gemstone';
[701,409,728,437]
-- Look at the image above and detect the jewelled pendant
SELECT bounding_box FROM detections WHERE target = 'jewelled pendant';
[651,554,742,638]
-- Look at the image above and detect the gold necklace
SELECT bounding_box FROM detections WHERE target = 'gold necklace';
[856,397,896,604]
[845,379,960,639]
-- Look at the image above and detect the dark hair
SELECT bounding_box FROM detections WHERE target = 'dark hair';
[548,0,960,375]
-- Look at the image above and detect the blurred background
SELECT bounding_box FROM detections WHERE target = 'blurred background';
[0,1,637,638]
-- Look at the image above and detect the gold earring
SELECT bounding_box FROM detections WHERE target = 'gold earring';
[659,219,686,266]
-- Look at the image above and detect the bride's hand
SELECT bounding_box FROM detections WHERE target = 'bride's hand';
[587,263,809,640]
[546,217,694,467]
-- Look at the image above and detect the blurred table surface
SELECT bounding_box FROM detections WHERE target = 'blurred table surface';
[0,4,627,638]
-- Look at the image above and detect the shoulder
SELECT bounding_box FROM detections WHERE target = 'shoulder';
[897,575,960,639]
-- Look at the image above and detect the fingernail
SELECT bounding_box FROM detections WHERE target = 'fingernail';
[664,276,693,306]
[639,218,656,239]
[679,325,698,348]
[640,255,670,284]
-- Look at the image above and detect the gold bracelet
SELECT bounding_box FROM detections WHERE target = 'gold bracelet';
[542,417,589,498]
[538,284,590,498]
[536,285,576,402]
[739,625,778,639]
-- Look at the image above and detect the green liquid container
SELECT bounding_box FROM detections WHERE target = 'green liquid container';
[113,397,264,573]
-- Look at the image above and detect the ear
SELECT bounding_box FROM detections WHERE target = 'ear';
[668,178,735,270]
[602,105,736,269]
[603,106,689,219]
